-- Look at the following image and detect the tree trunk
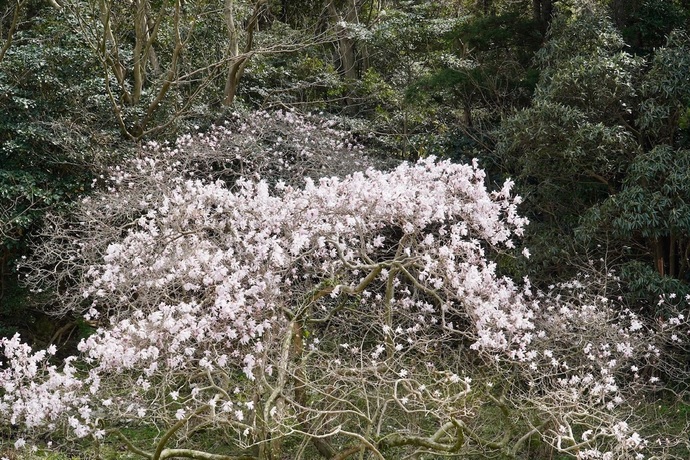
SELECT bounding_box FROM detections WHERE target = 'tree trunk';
[541,0,553,25]
[680,242,690,280]
[476,0,492,15]
[0,246,8,303]
[0,0,27,64]
[328,0,358,80]
[99,0,131,104]
[145,3,161,76]
[223,0,240,106]
[222,0,259,106]
[291,320,337,459]
[463,102,473,127]
[654,237,665,277]
[338,33,357,80]
[223,58,248,106]
[532,0,552,30]
[532,0,540,23]
[132,0,147,104]
[669,231,677,278]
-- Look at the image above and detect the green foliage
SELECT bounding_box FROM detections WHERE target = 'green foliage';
[0,5,124,333]
[495,2,690,299]
[622,147,690,236]
[0,6,110,237]
[620,260,690,306]
[420,11,542,118]
[539,2,626,61]
[638,30,690,146]
[619,0,689,53]
[578,146,690,292]
[500,101,635,181]
[0,274,26,338]
[339,4,543,160]
[454,10,542,65]
[242,51,344,108]
[534,5,643,119]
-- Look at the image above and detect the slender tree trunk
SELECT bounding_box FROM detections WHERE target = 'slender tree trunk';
[137,0,183,137]
[99,0,131,103]
[654,237,665,277]
[680,242,690,280]
[223,58,248,106]
[533,0,553,30]
[541,0,553,25]
[132,0,147,104]
[145,4,161,75]
[222,0,259,106]
[328,0,358,80]
[532,0,540,23]
[291,320,337,458]
[476,0,492,15]
[463,102,473,128]
[0,0,27,64]
[669,231,677,278]
[280,0,287,23]
[223,0,240,106]
[0,247,8,302]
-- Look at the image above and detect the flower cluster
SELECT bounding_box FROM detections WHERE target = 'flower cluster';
[6,145,532,449]
[6,114,690,458]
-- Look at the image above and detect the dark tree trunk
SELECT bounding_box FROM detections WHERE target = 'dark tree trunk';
[532,0,553,31]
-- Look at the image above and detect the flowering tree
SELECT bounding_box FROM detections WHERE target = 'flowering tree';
[3,115,690,459]
[21,109,390,318]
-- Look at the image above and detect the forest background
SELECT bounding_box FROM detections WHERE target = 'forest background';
[1,0,690,459]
